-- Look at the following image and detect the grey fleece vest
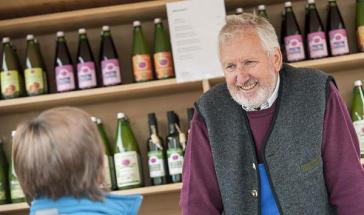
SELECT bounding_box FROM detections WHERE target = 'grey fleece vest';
[195,65,336,215]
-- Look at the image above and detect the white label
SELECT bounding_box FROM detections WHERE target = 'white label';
[353,120,364,156]
[148,151,166,178]
[114,151,141,188]
[167,149,184,175]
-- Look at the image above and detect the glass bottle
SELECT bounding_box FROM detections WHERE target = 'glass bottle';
[114,113,143,189]
[54,31,77,92]
[257,5,269,20]
[9,131,25,203]
[327,0,350,56]
[356,0,364,52]
[283,1,306,62]
[350,80,364,163]
[146,113,168,185]
[99,25,122,87]
[0,140,8,204]
[305,0,328,59]
[153,18,175,80]
[132,20,154,82]
[1,37,25,99]
[25,34,48,96]
[77,28,98,89]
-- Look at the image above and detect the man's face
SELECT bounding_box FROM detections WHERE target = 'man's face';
[220,29,282,109]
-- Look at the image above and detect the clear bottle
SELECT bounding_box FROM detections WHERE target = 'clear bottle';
[165,111,184,183]
[54,31,77,92]
[77,28,98,89]
[25,34,48,96]
[1,37,25,99]
[153,18,175,80]
[305,0,328,59]
[132,20,154,82]
[326,0,350,56]
[9,131,25,203]
[356,0,364,52]
[114,113,143,189]
[351,80,364,163]
[146,113,168,185]
[99,25,122,87]
[283,1,306,62]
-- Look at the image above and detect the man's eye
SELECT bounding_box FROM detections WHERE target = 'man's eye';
[245,61,257,66]
[225,64,236,72]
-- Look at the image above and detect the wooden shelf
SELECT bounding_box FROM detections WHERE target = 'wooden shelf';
[0,78,202,115]
[0,183,182,213]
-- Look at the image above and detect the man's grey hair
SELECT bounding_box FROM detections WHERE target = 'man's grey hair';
[218,13,280,58]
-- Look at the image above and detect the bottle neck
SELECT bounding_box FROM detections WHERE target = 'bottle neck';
[168,123,177,134]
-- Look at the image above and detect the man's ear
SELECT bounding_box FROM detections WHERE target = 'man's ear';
[273,47,283,72]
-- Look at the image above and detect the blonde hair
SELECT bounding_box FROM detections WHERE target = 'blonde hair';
[13,107,105,201]
[218,13,280,58]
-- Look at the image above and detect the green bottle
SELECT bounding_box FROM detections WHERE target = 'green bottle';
[0,140,8,204]
[153,18,175,80]
[350,80,364,163]
[165,111,184,183]
[77,28,98,89]
[25,34,48,96]
[114,113,143,189]
[54,31,77,92]
[91,117,118,191]
[357,0,364,51]
[9,131,25,203]
[257,5,269,20]
[147,113,168,186]
[132,20,154,82]
[1,37,25,99]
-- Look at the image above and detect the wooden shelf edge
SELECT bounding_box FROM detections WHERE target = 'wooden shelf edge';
[0,183,182,213]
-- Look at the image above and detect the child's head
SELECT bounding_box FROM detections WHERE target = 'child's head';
[13,107,105,201]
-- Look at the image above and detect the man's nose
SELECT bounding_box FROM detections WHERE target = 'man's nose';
[236,65,249,83]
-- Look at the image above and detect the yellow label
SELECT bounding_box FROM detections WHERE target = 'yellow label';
[154,52,174,79]
[132,55,153,82]
[1,70,20,98]
[358,26,364,52]
[25,68,45,95]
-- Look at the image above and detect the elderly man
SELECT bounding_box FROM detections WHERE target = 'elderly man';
[180,13,364,215]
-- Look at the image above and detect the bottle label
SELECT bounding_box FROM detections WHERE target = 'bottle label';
[10,179,25,200]
[284,34,305,62]
[148,150,166,178]
[103,155,112,190]
[55,65,76,92]
[1,70,20,98]
[0,182,5,201]
[132,55,153,82]
[308,31,328,59]
[357,26,364,52]
[114,151,141,188]
[167,148,184,175]
[77,62,97,89]
[154,52,174,79]
[353,120,364,156]
[25,68,45,95]
[101,59,122,86]
[329,29,349,56]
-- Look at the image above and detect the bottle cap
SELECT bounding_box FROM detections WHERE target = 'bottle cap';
[90,116,97,122]
[154,18,162,24]
[11,130,16,137]
[354,80,362,87]
[307,0,315,3]
[148,113,157,125]
[117,112,126,119]
[78,28,86,34]
[133,20,141,27]
[167,111,176,124]
[235,8,243,14]
[96,118,102,124]
[102,25,110,31]
[284,1,292,7]
[258,5,266,10]
[26,34,34,40]
[2,37,10,43]
[56,31,64,37]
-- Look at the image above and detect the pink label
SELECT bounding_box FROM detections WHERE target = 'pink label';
[284,34,306,62]
[77,62,97,89]
[55,65,76,92]
[101,59,122,86]
[329,29,349,56]
[308,31,328,59]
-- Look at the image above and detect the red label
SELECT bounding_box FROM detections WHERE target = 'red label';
[132,55,153,82]
[154,52,174,79]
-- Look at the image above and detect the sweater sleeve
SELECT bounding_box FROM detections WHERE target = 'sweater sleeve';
[322,82,364,215]
[179,108,223,215]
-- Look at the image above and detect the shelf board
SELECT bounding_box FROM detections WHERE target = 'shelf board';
[0,79,202,115]
[0,183,182,213]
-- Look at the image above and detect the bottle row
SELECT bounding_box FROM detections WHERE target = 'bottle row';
[0,18,174,99]
[0,108,194,204]
[236,0,363,61]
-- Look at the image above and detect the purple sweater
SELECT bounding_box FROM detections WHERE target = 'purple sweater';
[180,83,364,215]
